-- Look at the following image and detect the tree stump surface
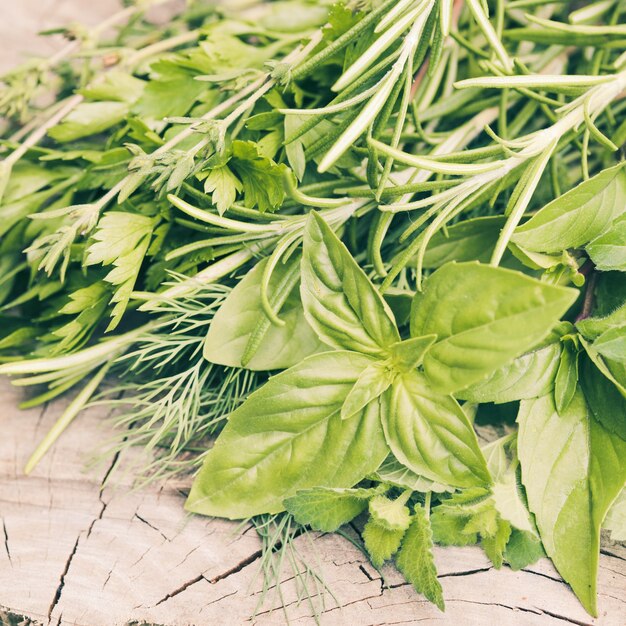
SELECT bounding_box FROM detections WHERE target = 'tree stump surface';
[2,2,626,625]
[1,379,625,626]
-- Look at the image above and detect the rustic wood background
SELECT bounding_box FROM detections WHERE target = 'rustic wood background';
[1,2,626,625]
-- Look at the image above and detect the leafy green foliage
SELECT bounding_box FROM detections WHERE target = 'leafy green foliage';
[518,391,626,616]
[301,212,399,356]
[587,215,626,272]
[383,371,490,488]
[230,141,287,213]
[411,262,578,394]
[395,505,444,611]
[85,212,155,330]
[185,351,388,518]
[284,486,382,532]
[512,164,626,253]
[203,257,324,370]
[362,518,406,569]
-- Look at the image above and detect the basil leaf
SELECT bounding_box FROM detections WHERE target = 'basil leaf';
[411,262,578,394]
[389,334,437,372]
[512,163,626,253]
[482,518,512,569]
[586,214,626,271]
[382,371,490,489]
[484,437,536,534]
[301,212,399,356]
[592,324,626,362]
[203,257,325,370]
[341,361,393,420]
[430,488,490,546]
[580,338,626,397]
[284,486,382,532]
[554,342,579,414]
[372,455,454,493]
[458,339,561,404]
[517,390,626,616]
[396,505,445,612]
[604,488,626,541]
[422,216,506,268]
[577,302,626,340]
[579,356,626,441]
[186,351,388,518]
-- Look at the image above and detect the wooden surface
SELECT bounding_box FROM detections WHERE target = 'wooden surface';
[2,2,626,625]
[1,377,625,626]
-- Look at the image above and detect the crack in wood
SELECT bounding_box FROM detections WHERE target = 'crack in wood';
[152,550,264,609]
[208,549,263,584]
[521,567,563,583]
[450,598,593,626]
[541,608,595,626]
[134,513,169,541]
[153,574,206,607]
[46,536,80,624]
[1,517,12,566]
[438,566,492,579]
[601,547,626,563]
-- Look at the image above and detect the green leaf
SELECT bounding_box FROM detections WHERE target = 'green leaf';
[592,325,626,362]
[284,115,306,181]
[382,371,490,489]
[230,140,287,213]
[203,258,324,370]
[203,165,242,215]
[511,163,626,253]
[577,302,626,340]
[504,529,545,571]
[517,390,626,616]
[422,216,506,268]
[301,212,399,356]
[395,505,445,611]
[48,102,129,142]
[186,351,389,519]
[133,73,207,119]
[580,338,626,396]
[554,341,579,414]
[80,71,145,103]
[579,356,626,441]
[284,486,382,532]
[341,362,394,420]
[410,262,578,394]
[586,215,626,271]
[372,455,454,494]
[482,517,512,569]
[604,488,626,541]
[484,438,536,534]
[52,282,110,352]
[362,519,405,568]
[459,339,561,404]
[85,212,155,331]
[389,334,437,372]
[368,495,411,532]
[430,489,490,546]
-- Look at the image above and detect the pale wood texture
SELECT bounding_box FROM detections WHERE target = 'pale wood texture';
[1,375,625,626]
[2,2,626,625]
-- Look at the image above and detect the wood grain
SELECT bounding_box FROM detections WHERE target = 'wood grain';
[1,375,625,626]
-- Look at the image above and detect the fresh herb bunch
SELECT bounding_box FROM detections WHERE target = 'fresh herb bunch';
[1,0,626,618]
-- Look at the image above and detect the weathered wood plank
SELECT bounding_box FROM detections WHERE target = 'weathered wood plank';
[1,373,625,625]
